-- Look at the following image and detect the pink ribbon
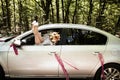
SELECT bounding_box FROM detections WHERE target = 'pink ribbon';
[62,59,79,70]
[10,44,18,55]
[54,53,69,80]
[98,53,105,80]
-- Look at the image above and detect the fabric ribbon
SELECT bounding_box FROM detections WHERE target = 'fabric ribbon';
[98,53,105,80]
[10,44,18,55]
[62,59,79,70]
[54,53,69,80]
[54,53,79,80]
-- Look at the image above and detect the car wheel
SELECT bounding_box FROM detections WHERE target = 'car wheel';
[0,66,5,80]
[94,64,120,80]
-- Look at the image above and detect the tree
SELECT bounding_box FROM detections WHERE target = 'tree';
[0,0,6,28]
[64,0,72,23]
[61,0,65,22]
[13,0,16,32]
[72,0,77,23]
[96,0,106,29]
[5,0,11,31]
[56,0,60,23]
[0,0,120,36]
[50,1,55,23]
[87,0,93,25]
[115,16,120,34]
[41,0,52,23]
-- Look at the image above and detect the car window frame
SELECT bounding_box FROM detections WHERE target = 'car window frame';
[19,27,108,46]
[60,28,108,45]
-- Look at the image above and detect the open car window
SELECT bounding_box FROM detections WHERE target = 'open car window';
[21,33,35,45]
[21,28,62,45]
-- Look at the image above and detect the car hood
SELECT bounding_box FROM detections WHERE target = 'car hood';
[0,42,5,46]
[0,36,15,46]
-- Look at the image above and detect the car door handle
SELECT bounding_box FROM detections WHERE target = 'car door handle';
[48,52,56,55]
[92,52,100,55]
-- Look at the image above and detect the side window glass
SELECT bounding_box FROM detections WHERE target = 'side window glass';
[21,33,35,45]
[66,29,85,45]
[41,29,62,45]
[21,29,62,46]
[83,31,107,45]
[65,29,107,45]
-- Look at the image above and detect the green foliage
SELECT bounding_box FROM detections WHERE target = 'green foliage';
[0,0,120,36]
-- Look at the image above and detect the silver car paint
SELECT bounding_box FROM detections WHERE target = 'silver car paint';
[0,24,120,78]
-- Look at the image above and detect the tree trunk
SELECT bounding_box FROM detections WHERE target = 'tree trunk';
[115,16,120,34]
[24,0,29,32]
[41,0,52,23]
[18,0,22,34]
[64,0,72,23]
[87,0,93,25]
[61,0,64,22]
[56,0,60,23]
[96,0,106,29]
[5,0,11,31]
[50,1,55,23]
[72,0,78,23]
[1,0,6,27]
[13,0,16,32]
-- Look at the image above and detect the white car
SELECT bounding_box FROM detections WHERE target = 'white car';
[0,24,120,80]
[0,36,15,46]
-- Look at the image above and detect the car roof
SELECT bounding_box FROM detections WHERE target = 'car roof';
[38,23,108,35]
[15,23,117,40]
[39,23,93,30]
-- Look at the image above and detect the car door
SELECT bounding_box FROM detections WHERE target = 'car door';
[59,28,107,77]
[8,31,61,77]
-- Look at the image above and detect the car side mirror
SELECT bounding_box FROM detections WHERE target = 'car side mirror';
[13,39,21,47]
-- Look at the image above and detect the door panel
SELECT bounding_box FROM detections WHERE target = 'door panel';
[8,45,61,77]
[60,45,105,77]
[59,28,107,77]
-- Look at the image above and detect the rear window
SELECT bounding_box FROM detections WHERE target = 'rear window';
[61,28,107,45]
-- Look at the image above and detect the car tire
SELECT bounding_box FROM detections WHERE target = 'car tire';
[0,66,5,80]
[94,64,120,80]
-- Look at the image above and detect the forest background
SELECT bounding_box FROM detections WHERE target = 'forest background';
[0,0,120,37]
